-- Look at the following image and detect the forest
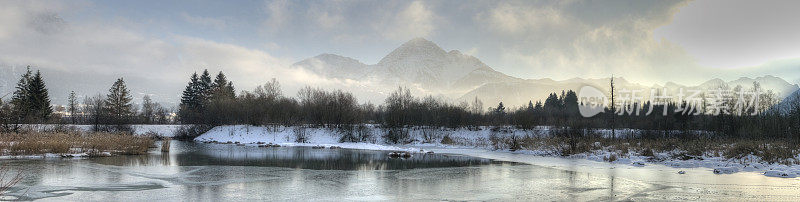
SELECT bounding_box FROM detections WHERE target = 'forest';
[2,68,800,146]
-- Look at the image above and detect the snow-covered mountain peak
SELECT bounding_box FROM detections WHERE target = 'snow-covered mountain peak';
[378,38,447,66]
[292,53,368,79]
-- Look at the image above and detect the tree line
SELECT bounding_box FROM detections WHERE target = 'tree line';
[176,70,800,143]
[2,67,798,144]
[0,67,174,132]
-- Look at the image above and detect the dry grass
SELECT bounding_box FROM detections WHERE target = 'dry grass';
[475,133,800,165]
[0,132,154,156]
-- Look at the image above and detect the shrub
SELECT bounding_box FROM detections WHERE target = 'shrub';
[640,148,654,157]
[440,135,455,145]
[383,127,409,144]
[605,154,618,162]
[174,125,212,140]
[338,124,372,143]
[293,126,309,143]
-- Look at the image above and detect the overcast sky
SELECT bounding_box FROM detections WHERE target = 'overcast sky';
[1,0,799,105]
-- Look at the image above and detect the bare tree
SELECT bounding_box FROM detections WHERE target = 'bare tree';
[610,76,616,140]
[141,95,155,124]
[68,91,77,124]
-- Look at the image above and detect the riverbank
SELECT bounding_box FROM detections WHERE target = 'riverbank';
[0,132,154,158]
[194,125,800,178]
[6,124,183,137]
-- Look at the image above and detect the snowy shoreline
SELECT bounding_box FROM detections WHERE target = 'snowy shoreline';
[195,125,800,178]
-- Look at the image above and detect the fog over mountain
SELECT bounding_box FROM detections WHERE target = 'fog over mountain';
[291,38,799,107]
[2,1,800,109]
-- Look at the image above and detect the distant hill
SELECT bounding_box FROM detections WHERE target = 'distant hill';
[772,89,800,114]
[292,38,800,107]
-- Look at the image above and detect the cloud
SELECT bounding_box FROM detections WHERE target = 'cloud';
[378,1,436,40]
[180,12,228,30]
[1,0,797,104]
[259,0,439,43]
[474,0,702,85]
[262,0,289,31]
[464,47,479,56]
[0,0,335,104]
[482,2,565,34]
[655,0,800,69]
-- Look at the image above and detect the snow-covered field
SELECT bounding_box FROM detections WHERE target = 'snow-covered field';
[195,125,800,178]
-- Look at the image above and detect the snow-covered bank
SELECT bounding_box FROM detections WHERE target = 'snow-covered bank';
[195,125,800,178]
[195,125,421,152]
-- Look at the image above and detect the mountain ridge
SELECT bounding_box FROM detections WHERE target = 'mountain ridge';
[291,38,799,107]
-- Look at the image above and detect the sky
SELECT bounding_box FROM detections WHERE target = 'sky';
[0,0,799,105]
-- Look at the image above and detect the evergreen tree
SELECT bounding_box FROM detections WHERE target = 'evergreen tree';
[9,67,32,121]
[527,100,534,111]
[0,98,11,131]
[544,93,560,111]
[198,69,213,104]
[104,78,133,125]
[179,72,200,123]
[534,101,543,111]
[563,90,579,116]
[494,102,506,115]
[27,70,52,121]
[211,71,235,99]
[10,67,52,123]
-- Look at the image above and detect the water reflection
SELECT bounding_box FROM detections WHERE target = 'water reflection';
[1,142,799,201]
[90,142,511,170]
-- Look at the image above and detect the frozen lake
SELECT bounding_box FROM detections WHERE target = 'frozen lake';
[1,141,799,201]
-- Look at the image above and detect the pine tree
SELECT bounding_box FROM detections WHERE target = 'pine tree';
[27,70,52,121]
[179,72,200,123]
[211,71,235,99]
[563,90,579,116]
[10,67,52,123]
[494,102,506,115]
[105,78,133,125]
[198,69,212,104]
[534,101,543,111]
[527,100,534,111]
[68,91,77,124]
[10,67,32,121]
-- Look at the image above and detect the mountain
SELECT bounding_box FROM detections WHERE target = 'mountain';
[293,54,369,80]
[292,38,519,98]
[772,89,800,114]
[292,38,799,107]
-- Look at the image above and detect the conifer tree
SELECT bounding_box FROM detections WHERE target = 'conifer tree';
[10,67,52,123]
[198,69,213,104]
[494,102,506,115]
[104,78,133,125]
[211,71,235,99]
[527,101,534,111]
[10,67,32,121]
[179,72,200,123]
[28,70,52,121]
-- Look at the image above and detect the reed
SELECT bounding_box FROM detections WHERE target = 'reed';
[0,132,154,156]
[161,138,171,153]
